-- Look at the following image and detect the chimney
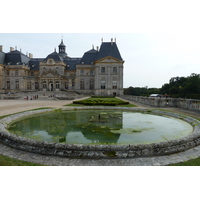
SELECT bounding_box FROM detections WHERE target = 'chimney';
[111,38,113,45]
[10,47,14,52]
[96,46,99,51]
[0,45,2,52]
[29,53,33,58]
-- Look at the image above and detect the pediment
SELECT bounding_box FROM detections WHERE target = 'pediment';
[95,56,122,63]
[41,69,60,77]
[42,73,54,77]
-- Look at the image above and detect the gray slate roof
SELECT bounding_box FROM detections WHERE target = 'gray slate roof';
[45,51,63,62]
[64,58,81,70]
[29,58,44,71]
[80,48,98,64]
[4,50,30,65]
[2,41,123,71]
[0,51,5,64]
[80,42,123,65]
[97,42,123,61]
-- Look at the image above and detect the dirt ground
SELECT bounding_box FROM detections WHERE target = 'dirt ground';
[0,99,80,117]
[0,97,199,119]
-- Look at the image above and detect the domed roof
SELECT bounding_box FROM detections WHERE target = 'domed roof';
[46,50,63,62]
[80,48,98,64]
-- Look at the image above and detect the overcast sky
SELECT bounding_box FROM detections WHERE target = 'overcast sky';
[1,0,200,89]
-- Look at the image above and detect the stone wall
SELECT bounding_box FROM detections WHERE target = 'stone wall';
[122,95,200,112]
[0,107,200,158]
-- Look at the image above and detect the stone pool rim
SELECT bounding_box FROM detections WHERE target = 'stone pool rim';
[0,106,200,159]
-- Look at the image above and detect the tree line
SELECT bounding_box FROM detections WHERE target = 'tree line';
[124,73,200,99]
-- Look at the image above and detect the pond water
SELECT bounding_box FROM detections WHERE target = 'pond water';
[8,110,193,145]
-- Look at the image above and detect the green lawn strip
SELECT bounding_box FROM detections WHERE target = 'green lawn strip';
[168,156,200,166]
[0,154,45,166]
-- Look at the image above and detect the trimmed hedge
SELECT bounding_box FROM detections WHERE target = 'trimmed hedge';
[91,96,115,98]
[73,98,129,106]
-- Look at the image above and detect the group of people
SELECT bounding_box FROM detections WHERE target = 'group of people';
[24,95,38,101]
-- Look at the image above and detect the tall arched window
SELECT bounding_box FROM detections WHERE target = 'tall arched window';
[56,81,60,89]
[43,81,47,89]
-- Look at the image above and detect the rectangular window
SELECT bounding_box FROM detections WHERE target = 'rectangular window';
[112,81,117,89]
[65,81,69,89]
[31,72,34,76]
[90,70,94,76]
[15,70,19,76]
[113,67,117,74]
[35,82,39,90]
[80,79,84,89]
[90,79,94,90]
[7,70,9,76]
[101,67,105,74]
[81,69,84,75]
[101,80,106,89]
[72,79,75,89]
[27,82,31,90]
[7,81,10,89]
[16,80,19,89]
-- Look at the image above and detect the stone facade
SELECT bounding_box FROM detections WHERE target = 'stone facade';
[0,39,124,96]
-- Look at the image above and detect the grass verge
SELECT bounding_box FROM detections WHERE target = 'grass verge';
[168,156,200,166]
[0,154,45,166]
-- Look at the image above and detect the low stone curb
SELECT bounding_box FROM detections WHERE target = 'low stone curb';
[0,107,200,159]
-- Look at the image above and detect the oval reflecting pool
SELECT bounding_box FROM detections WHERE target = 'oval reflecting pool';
[8,110,193,145]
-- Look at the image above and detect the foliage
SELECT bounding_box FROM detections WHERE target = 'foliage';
[160,73,200,99]
[124,73,200,99]
[124,86,160,96]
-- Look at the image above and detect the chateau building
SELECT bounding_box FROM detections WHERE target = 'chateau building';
[0,39,124,96]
